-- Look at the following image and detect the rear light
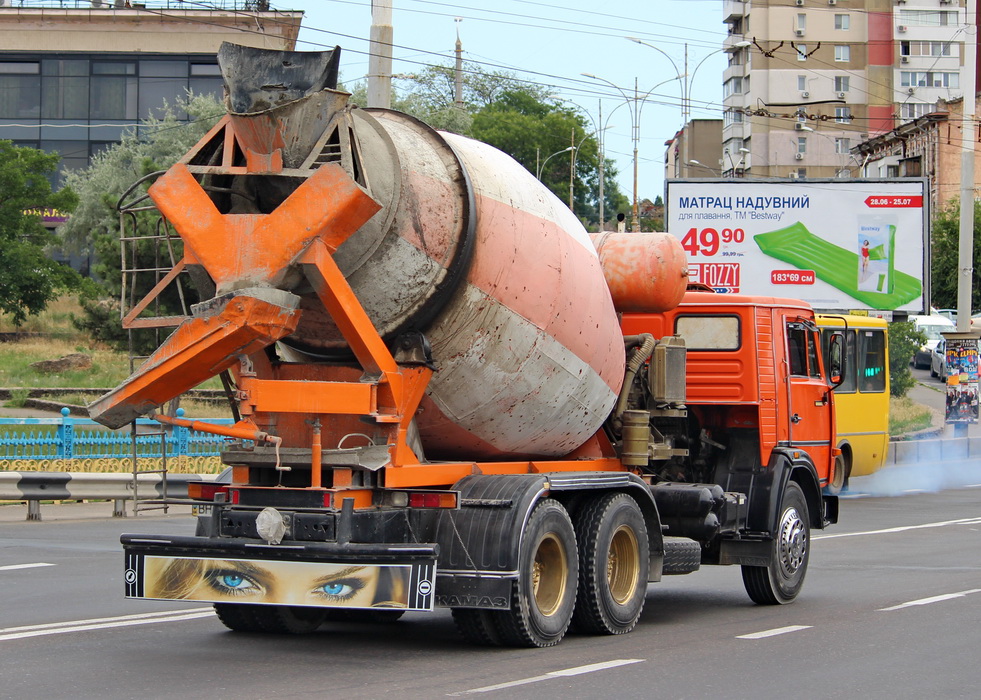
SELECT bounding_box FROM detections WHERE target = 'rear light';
[407,492,457,509]
[229,489,240,505]
[187,482,229,501]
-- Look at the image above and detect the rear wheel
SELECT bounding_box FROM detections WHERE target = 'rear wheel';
[494,498,578,647]
[214,603,326,634]
[742,481,810,605]
[572,493,649,635]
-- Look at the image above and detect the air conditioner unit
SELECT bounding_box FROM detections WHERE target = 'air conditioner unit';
[795,28,805,36]
[836,91,846,98]
[795,153,805,160]
[801,91,810,98]
[795,0,804,5]
[907,86,916,94]
[901,55,910,63]
[897,25,907,32]
[795,122,806,130]
[790,172,800,179]
[828,0,837,5]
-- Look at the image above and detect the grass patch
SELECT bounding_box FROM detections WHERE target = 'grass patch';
[0,296,89,340]
[0,338,132,389]
[889,396,934,435]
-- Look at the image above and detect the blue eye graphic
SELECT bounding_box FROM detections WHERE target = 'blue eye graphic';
[322,582,353,596]
[205,569,260,596]
[316,577,365,601]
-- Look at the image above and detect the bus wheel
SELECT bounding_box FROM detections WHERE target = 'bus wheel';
[742,482,810,605]
[572,493,649,635]
[214,603,326,634]
[495,498,578,647]
[828,453,847,495]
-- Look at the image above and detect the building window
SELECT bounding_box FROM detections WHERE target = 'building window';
[886,165,900,178]
[834,76,850,92]
[798,136,807,154]
[0,61,41,119]
[900,102,934,120]
[835,137,850,154]
[797,44,808,62]
[724,77,743,98]
[835,45,850,62]
[724,108,745,126]
[901,71,959,88]
[835,107,852,123]
[41,59,89,120]
[797,13,806,32]
[798,75,807,91]
[834,14,850,31]
[898,9,959,27]
[90,61,138,120]
[796,168,807,178]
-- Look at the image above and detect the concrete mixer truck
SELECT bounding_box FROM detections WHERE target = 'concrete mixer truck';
[94,44,843,648]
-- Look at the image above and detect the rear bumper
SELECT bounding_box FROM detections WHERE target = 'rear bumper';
[122,534,437,611]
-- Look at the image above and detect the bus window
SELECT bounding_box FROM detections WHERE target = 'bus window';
[859,329,887,393]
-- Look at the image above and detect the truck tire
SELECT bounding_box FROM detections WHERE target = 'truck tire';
[662,537,702,575]
[214,603,325,634]
[494,498,578,647]
[741,481,810,605]
[572,492,648,635]
[451,609,504,646]
[322,609,405,623]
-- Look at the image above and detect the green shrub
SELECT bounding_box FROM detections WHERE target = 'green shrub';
[888,320,926,397]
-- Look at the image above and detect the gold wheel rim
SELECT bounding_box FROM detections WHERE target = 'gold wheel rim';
[608,525,641,605]
[532,532,568,616]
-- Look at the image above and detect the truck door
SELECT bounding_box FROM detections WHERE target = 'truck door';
[784,319,834,483]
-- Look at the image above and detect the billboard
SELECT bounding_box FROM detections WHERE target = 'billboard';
[665,179,928,313]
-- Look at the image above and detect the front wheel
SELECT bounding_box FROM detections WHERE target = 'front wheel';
[742,481,810,605]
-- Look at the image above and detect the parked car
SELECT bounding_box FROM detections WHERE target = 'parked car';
[930,337,947,380]
[910,314,955,369]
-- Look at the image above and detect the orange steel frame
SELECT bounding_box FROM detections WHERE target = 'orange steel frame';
[105,117,628,501]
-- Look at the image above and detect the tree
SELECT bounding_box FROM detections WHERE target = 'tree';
[888,320,926,397]
[59,93,225,348]
[470,88,625,226]
[931,199,981,312]
[0,141,81,324]
[352,63,627,228]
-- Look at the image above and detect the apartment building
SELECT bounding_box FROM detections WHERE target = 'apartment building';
[722,0,967,179]
[0,1,303,185]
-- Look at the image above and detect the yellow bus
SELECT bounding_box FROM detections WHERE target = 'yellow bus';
[816,314,890,491]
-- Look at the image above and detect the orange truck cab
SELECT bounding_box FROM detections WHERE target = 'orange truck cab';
[622,291,840,567]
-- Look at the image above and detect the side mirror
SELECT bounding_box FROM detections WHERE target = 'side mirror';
[827,331,845,388]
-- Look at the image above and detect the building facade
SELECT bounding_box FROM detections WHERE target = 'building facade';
[721,0,968,180]
[664,119,725,179]
[853,95,979,212]
[0,1,302,185]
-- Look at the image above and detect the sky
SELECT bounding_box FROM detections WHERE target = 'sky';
[277,0,730,206]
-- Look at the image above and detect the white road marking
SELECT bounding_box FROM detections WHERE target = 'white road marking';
[814,517,981,540]
[878,589,981,612]
[0,563,55,572]
[965,483,981,488]
[0,608,214,641]
[450,659,644,695]
[736,625,811,640]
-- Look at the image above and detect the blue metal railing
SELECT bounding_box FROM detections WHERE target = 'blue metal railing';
[0,408,235,460]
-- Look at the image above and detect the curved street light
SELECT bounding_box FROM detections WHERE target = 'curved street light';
[582,72,683,232]
[536,145,575,180]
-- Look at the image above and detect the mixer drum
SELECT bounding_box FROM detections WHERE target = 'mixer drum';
[287,109,626,459]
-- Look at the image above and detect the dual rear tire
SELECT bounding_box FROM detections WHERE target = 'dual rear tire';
[452,493,649,647]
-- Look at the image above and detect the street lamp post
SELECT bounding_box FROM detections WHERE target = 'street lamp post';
[536,146,576,211]
[628,38,750,178]
[582,73,682,232]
